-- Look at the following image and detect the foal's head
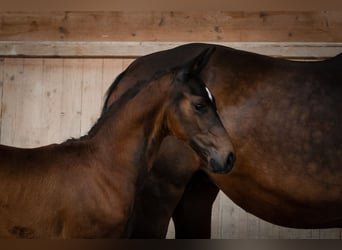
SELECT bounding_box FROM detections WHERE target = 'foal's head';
[164,49,235,173]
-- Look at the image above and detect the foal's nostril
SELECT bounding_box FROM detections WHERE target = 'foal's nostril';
[210,152,236,174]
[226,152,236,170]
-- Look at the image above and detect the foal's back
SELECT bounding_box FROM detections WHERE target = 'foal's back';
[0,142,122,238]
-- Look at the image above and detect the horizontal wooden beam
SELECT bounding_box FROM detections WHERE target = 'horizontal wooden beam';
[1,11,342,43]
[1,1,342,12]
[0,41,341,59]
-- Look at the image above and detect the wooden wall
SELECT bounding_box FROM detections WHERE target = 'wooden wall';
[0,58,134,146]
[1,11,342,42]
[0,11,342,239]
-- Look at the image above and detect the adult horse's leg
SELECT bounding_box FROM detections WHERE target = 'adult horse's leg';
[172,171,219,239]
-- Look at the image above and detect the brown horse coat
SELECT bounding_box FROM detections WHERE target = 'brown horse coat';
[103,43,342,238]
[0,52,234,238]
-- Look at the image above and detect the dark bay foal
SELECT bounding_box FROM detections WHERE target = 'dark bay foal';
[0,50,234,238]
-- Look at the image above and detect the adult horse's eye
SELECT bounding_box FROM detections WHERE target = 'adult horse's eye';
[194,102,208,113]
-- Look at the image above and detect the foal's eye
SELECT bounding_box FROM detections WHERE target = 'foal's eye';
[194,102,208,112]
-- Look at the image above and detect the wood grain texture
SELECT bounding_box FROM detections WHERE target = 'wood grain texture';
[60,59,83,141]
[40,58,63,143]
[1,11,342,42]
[1,12,341,58]
[1,41,341,59]
[0,59,3,142]
[80,59,103,135]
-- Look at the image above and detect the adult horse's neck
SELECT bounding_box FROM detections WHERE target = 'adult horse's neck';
[84,73,174,180]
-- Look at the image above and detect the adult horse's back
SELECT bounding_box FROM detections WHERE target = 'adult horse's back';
[103,43,342,237]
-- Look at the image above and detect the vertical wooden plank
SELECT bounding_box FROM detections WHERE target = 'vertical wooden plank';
[219,196,248,238]
[311,229,320,239]
[246,212,260,238]
[212,191,250,239]
[1,58,84,146]
[20,58,44,147]
[219,195,234,239]
[318,228,341,239]
[211,191,223,238]
[165,219,175,239]
[80,59,103,136]
[60,59,83,141]
[122,58,135,71]
[0,58,3,142]
[1,58,44,147]
[39,58,63,144]
[102,58,125,103]
[213,194,279,239]
[278,226,314,239]
[1,58,23,146]
[257,218,279,239]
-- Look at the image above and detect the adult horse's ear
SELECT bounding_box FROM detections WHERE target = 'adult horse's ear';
[176,47,216,81]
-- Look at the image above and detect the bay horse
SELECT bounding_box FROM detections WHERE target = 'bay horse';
[102,43,342,238]
[0,49,235,238]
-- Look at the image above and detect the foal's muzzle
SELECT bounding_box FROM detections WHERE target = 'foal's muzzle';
[210,152,236,174]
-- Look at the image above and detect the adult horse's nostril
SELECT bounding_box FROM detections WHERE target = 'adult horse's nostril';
[226,152,236,171]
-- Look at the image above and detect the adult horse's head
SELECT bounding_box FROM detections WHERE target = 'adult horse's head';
[165,48,235,173]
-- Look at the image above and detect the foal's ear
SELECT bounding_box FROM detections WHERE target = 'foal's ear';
[176,47,216,81]
[190,47,216,75]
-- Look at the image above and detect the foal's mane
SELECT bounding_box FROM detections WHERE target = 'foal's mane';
[63,78,145,144]
[63,67,177,145]
[101,70,127,115]
[102,66,183,115]
[85,68,178,139]
[80,47,215,142]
